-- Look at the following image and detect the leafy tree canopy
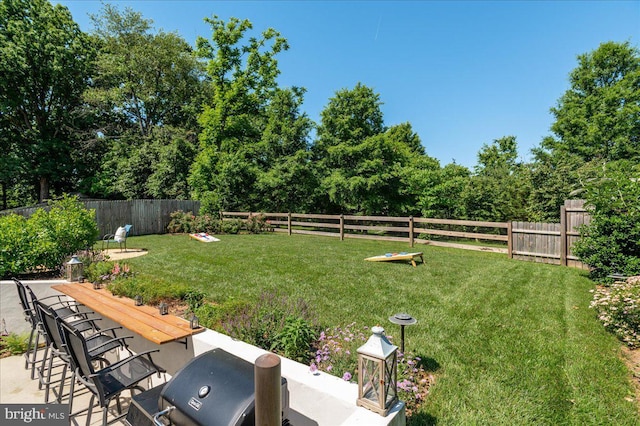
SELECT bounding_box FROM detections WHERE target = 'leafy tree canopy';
[544,41,640,162]
[0,0,95,202]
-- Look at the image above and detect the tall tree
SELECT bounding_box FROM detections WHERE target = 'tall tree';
[313,84,428,215]
[415,162,470,219]
[88,4,204,137]
[462,136,530,221]
[84,4,205,200]
[528,41,640,220]
[543,41,640,162]
[0,0,94,202]
[255,87,315,212]
[190,16,289,211]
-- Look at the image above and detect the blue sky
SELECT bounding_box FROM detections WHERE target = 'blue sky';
[55,1,639,168]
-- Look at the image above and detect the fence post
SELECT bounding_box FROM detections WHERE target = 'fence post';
[507,222,513,258]
[560,205,567,266]
[409,216,414,248]
[255,353,281,426]
[340,214,344,241]
[287,212,292,236]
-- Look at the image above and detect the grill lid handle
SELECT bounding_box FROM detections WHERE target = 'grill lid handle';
[153,405,175,426]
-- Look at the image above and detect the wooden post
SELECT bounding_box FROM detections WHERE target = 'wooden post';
[409,216,414,248]
[507,222,513,258]
[340,214,344,241]
[560,205,567,266]
[287,212,292,236]
[255,353,281,426]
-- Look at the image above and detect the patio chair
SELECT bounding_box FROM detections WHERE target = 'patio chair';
[34,300,133,407]
[14,279,90,380]
[102,224,133,252]
[59,318,165,426]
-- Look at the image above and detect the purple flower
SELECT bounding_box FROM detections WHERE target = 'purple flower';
[309,363,318,373]
[327,365,333,372]
[342,372,352,381]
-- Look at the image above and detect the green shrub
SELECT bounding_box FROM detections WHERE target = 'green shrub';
[193,299,252,330]
[167,210,197,233]
[184,288,206,312]
[271,316,317,362]
[221,291,318,359]
[590,277,640,348]
[0,195,98,278]
[245,213,272,234]
[195,214,221,234]
[84,260,115,284]
[76,249,108,279]
[107,275,188,306]
[221,219,243,234]
[0,214,35,277]
[0,333,30,356]
[573,164,640,279]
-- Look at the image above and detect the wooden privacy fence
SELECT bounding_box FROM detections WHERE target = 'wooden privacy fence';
[511,200,590,269]
[222,212,511,254]
[3,199,201,238]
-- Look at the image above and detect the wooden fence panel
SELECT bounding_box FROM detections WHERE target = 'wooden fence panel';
[510,200,589,269]
[511,221,561,265]
[565,200,590,269]
[2,199,201,238]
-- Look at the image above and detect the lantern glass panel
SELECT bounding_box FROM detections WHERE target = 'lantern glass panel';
[360,356,382,404]
[384,353,398,405]
[66,256,84,282]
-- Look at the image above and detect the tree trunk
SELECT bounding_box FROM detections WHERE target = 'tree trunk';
[1,182,6,210]
[39,177,49,203]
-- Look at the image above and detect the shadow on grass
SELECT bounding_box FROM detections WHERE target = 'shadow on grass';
[418,356,440,372]
[408,411,438,425]
[403,354,440,426]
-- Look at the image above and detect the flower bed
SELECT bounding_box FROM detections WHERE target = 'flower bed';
[590,276,640,348]
[310,323,434,417]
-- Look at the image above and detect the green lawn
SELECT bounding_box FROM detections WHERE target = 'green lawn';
[118,233,638,425]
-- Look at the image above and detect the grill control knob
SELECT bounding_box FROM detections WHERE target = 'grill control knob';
[198,385,210,398]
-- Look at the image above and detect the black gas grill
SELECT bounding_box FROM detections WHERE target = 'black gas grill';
[126,349,290,426]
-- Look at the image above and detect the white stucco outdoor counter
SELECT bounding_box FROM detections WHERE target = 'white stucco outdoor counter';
[192,329,406,426]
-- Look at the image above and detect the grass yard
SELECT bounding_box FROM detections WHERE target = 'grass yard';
[116,233,638,425]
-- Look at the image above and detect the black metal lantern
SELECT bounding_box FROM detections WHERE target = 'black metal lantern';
[65,255,84,282]
[159,301,169,315]
[190,314,200,329]
[134,295,143,306]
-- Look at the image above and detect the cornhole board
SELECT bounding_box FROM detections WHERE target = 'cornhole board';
[189,233,220,242]
[365,252,424,267]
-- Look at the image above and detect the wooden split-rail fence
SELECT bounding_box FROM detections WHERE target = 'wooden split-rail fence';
[3,199,590,269]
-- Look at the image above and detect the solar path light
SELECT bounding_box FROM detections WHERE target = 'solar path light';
[388,312,417,354]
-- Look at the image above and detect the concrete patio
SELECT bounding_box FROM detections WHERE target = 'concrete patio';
[1,280,406,425]
[0,279,138,425]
